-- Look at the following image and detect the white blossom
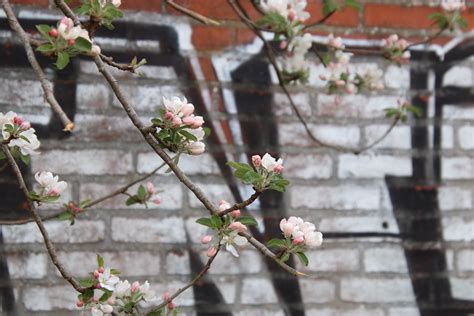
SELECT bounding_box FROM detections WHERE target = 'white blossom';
[139,281,157,302]
[97,268,119,291]
[261,153,284,172]
[280,216,323,248]
[441,0,465,11]
[8,128,40,156]
[220,231,248,257]
[34,171,67,197]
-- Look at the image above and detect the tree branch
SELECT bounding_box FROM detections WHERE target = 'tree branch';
[2,0,74,131]
[165,0,221,26]
[218,190,261,216]
[1,145,84,293]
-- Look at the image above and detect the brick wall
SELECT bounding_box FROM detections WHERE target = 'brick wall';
[0,1,473,315]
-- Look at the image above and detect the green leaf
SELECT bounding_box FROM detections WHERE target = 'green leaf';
[210,214,223,228]
[384,107,401,118]
[203,127,211,137]
[196,217,214,228]
[256,12,288,33]
[80,199,92,208]
[345,0,361,10]
[74,37,92,53]
[236,216,258,226]
[323,0,338,15]
[20,154,30,165]
[80,288,95,302]
[151,118,162,126]
[281,252,290,262]
[55,51,70,70]
[99,289,113,302]
[295,252,309,266]
[36,43,55,55]
[110,268,121,275]
[97,254,104,268]
[179,129,198,141]
[137,185,147,200]
[35,24,52,39]
[57,211,72,221]
[267,238,288,249]
[79,278,96,288]
[42,195,60,203]
[405,105,423,118]
[125,196,140,206]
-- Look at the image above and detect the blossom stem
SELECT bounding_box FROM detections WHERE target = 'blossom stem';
[165,0,221,26]
[1,145,84,293]
[1,0,74,131]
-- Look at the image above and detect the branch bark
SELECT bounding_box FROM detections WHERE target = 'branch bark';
[2,0,74,131]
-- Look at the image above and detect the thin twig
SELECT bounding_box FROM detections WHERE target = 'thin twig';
[99,54,135,73]
[2,0,74,131]
[218,190,261,216]
[146,247,221,314]
[303,10,337,30]
[165,0,221,26]
[405,27,446,51]
[1,145,84,292]
[0,162,167,226]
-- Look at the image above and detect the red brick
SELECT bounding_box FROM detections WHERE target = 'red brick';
[191,25,232,50]
[120,0,162,12]
[198,57,216,81]
[235,28,256,46]
[11,0,47,6]
[306,3,359,27]
[170,0,260,21]
[365,3,474,29]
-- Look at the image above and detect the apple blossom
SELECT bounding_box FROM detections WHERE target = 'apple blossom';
[146,182,155,195]
[34,171,67,197]
[441,0,465,11]
[139,281,157,302]
[96,268,119,291]
[220,231,248,257]
[229,221,248,233]
[252,155,262,167]
[327,33,344,50]
[230,210,241,218]
[114,280,131,297]
[187,141,206,155]
[201,235,213,244]
[219,200,232,212]
[261,153,284,173]
[8,128,40,156]
[279,216,323,248]
[131,281,140,293]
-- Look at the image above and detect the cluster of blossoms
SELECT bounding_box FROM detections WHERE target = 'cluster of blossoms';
[252,153,284,174]
[34,171,68,199]
[382,34,410,65]
[280,216,323,248]
[124,181,161,207]
[48,17,101,56]
[441,0,466,12]
[100,0,121,7]
[153,96,206,156]
[78,260,174,316]
[258,0,312,83]
[0,111,40,156]
[201,200,249,257]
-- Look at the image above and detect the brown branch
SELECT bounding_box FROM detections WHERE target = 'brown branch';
[0,162,167,226]
[2,0,74,131]
[1,145,84,292]
[146,246,221,314]
[353,116,401,155]
[405,27,446,51]
[218,190,261,216]
[165,0,221,26]
[100,54,135,74]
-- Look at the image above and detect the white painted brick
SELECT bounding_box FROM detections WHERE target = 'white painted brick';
[341,278,415,302]
[32,150,133,175]
[451,277,474,300]
[388,307,420,316]
[188,184,232,208]
[137,152,220,175]
[76,83,109,110]
[241,279,278,304]
[306,307,385,316]
[0,78,44,106]
[73,114,140,142]
[308,63,329,87]
[80,182,126,209]
[442,125,454,149]
[166,250,190,275]
[457,249,474,272]
[274,92,312,117]
[3,221,105,244]
[459,126,474,149]
[438,186,472,211]
[7,253,48,279]
[300,279,336,303]
[208,251,262,275]
[443,66,473,87]
[317,94,398,118]
[111,217,186,243]
[112,84,182,111]
[319,216,399,233]
[364,125,411,149]
[23,285,76,311]
[291,185,380,210]
[185,217,210,244]
[338,154,412,178]
[444,105,474,120]
[364,247,408,273]
[279,123,360,147]
[214,280,237,304]
[442,217,474,242]
[385,65,410,89]
[284,154,332,179]
[56,251,96,277]
[235,309,284,316]
[442,157,474,180]
[306,249,359,271]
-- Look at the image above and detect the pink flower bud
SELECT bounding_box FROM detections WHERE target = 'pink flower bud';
[48,28,59,38]
[273,164,284,174]
[20,122,31,130]
[13,116,24,126]
[96,283,102,289]
[163,292,170,301]
[252,155,262,167]
[76,300,84,308]
[98,267,105,273]
[167,302,176,310]
[94,270,100,279]
[319,74,327,81]
[336,80,345,87]
[68,39,75,46]
[182,116,195,126]
[180,103,195,116]
[146,182,155,195]
[279,40,287,50]
[164,111,174,120]
[207,247,217,257]
[172,117,182,127]
[47,188,60,197]
[201,235,213,244]
[346,85,355,94]
[287,9,296,21]
[230,210,241,218]
[281,222,295,237]
[60,16,73,28]
[191,116,204,128]
[107,297,115,305]
[292,236,305,245]
[131,281,140,293]
[153,198,161,205]
[229,221,247,233]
